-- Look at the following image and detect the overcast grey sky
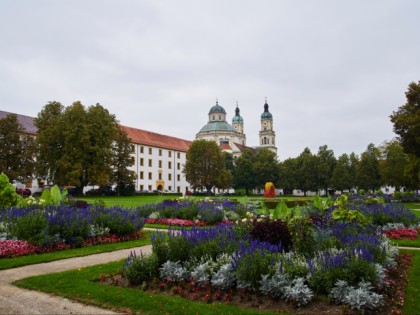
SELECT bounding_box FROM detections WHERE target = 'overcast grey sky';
[1,1,419,160]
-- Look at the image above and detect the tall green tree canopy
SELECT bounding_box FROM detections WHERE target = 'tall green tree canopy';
[0,114,35,182]
[183,139,227,194]
[317,145,336,193]
[233,148,256,195]
[357,143,381,192]
[390,81,420,158]
[35,101,126,192]
[379,139,408,191]
[111,127,135,195]
[253,148,279,189]
[296,147,321,195]
[278,157,298,194]
[331,153,353,193]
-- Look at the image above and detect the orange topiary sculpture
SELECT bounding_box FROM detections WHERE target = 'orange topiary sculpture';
[264,182,276,198]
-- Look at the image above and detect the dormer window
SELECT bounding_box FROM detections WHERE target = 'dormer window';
[219,115,221,120]
[212,116,215,120]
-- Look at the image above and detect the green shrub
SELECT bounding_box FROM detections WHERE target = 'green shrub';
[9,210,48,245]
[190,240,220,261]
[166,236,191,262]
[124,253,159,285]
[234,249,277,290]
[0,173,22,209]
[288,217,316,256]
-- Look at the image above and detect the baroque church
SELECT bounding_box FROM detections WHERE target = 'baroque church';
[196,99,277,158]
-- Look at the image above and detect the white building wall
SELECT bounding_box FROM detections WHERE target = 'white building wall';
[130,144,190,194]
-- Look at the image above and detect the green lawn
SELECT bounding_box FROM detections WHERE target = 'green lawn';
[401,249,420,315]
[14,259,283,315]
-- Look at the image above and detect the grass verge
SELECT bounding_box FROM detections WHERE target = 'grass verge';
[14,259,283,315]
[392,238,420,248]
[401,249,420,315]
[0,231,151,270]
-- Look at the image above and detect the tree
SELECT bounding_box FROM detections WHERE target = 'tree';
[379,139,408,191]
[330,154,353,193]
[111,127,135,195]
[357,143,381,192]
[278,157,298,195]
[0,114,35,182]
[404,155,420,191]
[233,149,256,195]
[183,140,226,194]
[253,148,279,189]
[35,101,119,193]
[390,81,420,158]
[317,145,336,195]
[296,147,320,196]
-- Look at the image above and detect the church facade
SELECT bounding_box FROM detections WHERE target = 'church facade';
[195,99,277,157]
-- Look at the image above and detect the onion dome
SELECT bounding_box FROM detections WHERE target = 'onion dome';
[232,103,244,123]
[261,99,273,119]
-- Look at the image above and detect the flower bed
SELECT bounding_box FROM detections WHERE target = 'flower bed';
[121,201,419,314]
[383,228,418,240]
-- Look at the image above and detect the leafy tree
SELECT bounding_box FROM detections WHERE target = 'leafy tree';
[253,148,279,189]
[0,114,35,182]
[404,155,420,191]
[233,149,256,195]
[111,127,135,195]
[183,140,226,194]
[278,157,298,195]
[390,81,420,158]
[357,143,381,192]
[296,147,320,196]
[379,139,408,191]
[35,101,119,193]
[349,152,359,191]
[331,154,353,193]
[316,145,336,195]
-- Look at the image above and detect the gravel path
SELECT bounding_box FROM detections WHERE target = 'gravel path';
[0,244,152,315]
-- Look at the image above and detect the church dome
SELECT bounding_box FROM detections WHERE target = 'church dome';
[199,121,236,133]
[209,101,226,114]
[261,111,273,119]
[232,115,244,123]
[261,100,273,119]
[232,104,244,123]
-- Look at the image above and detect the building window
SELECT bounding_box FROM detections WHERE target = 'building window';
[159,149,162,156]
[177,186,181,193]
[168,161,172,169]
[168,151,172,157]
[131,145,135,151]
[140,185,144,191]
[177,174,180,181]
[219,115,221,120]
[148,172,152,180]
[140,146,144,153]
[159,160,162,168]
[177,162,180,170]
[177,152,181,159]
[148,185,152,191]
[168,186,172,191]
[149,147,152,154]
[158,173,162,180]
[168,173,172,180]
[140,171,144,179]
[148,159,152,167]
[212,116,215,120]
[140,158,144,166]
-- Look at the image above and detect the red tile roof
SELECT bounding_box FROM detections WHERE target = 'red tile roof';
[220,143,232,150]
[120,125,192,152]
[234,142,255,153]
[0,111,192,152]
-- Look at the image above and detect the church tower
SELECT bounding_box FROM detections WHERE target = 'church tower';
[232,102,244,136]
[259,99,277,154]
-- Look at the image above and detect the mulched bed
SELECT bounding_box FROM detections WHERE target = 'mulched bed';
[99,253,413,315]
